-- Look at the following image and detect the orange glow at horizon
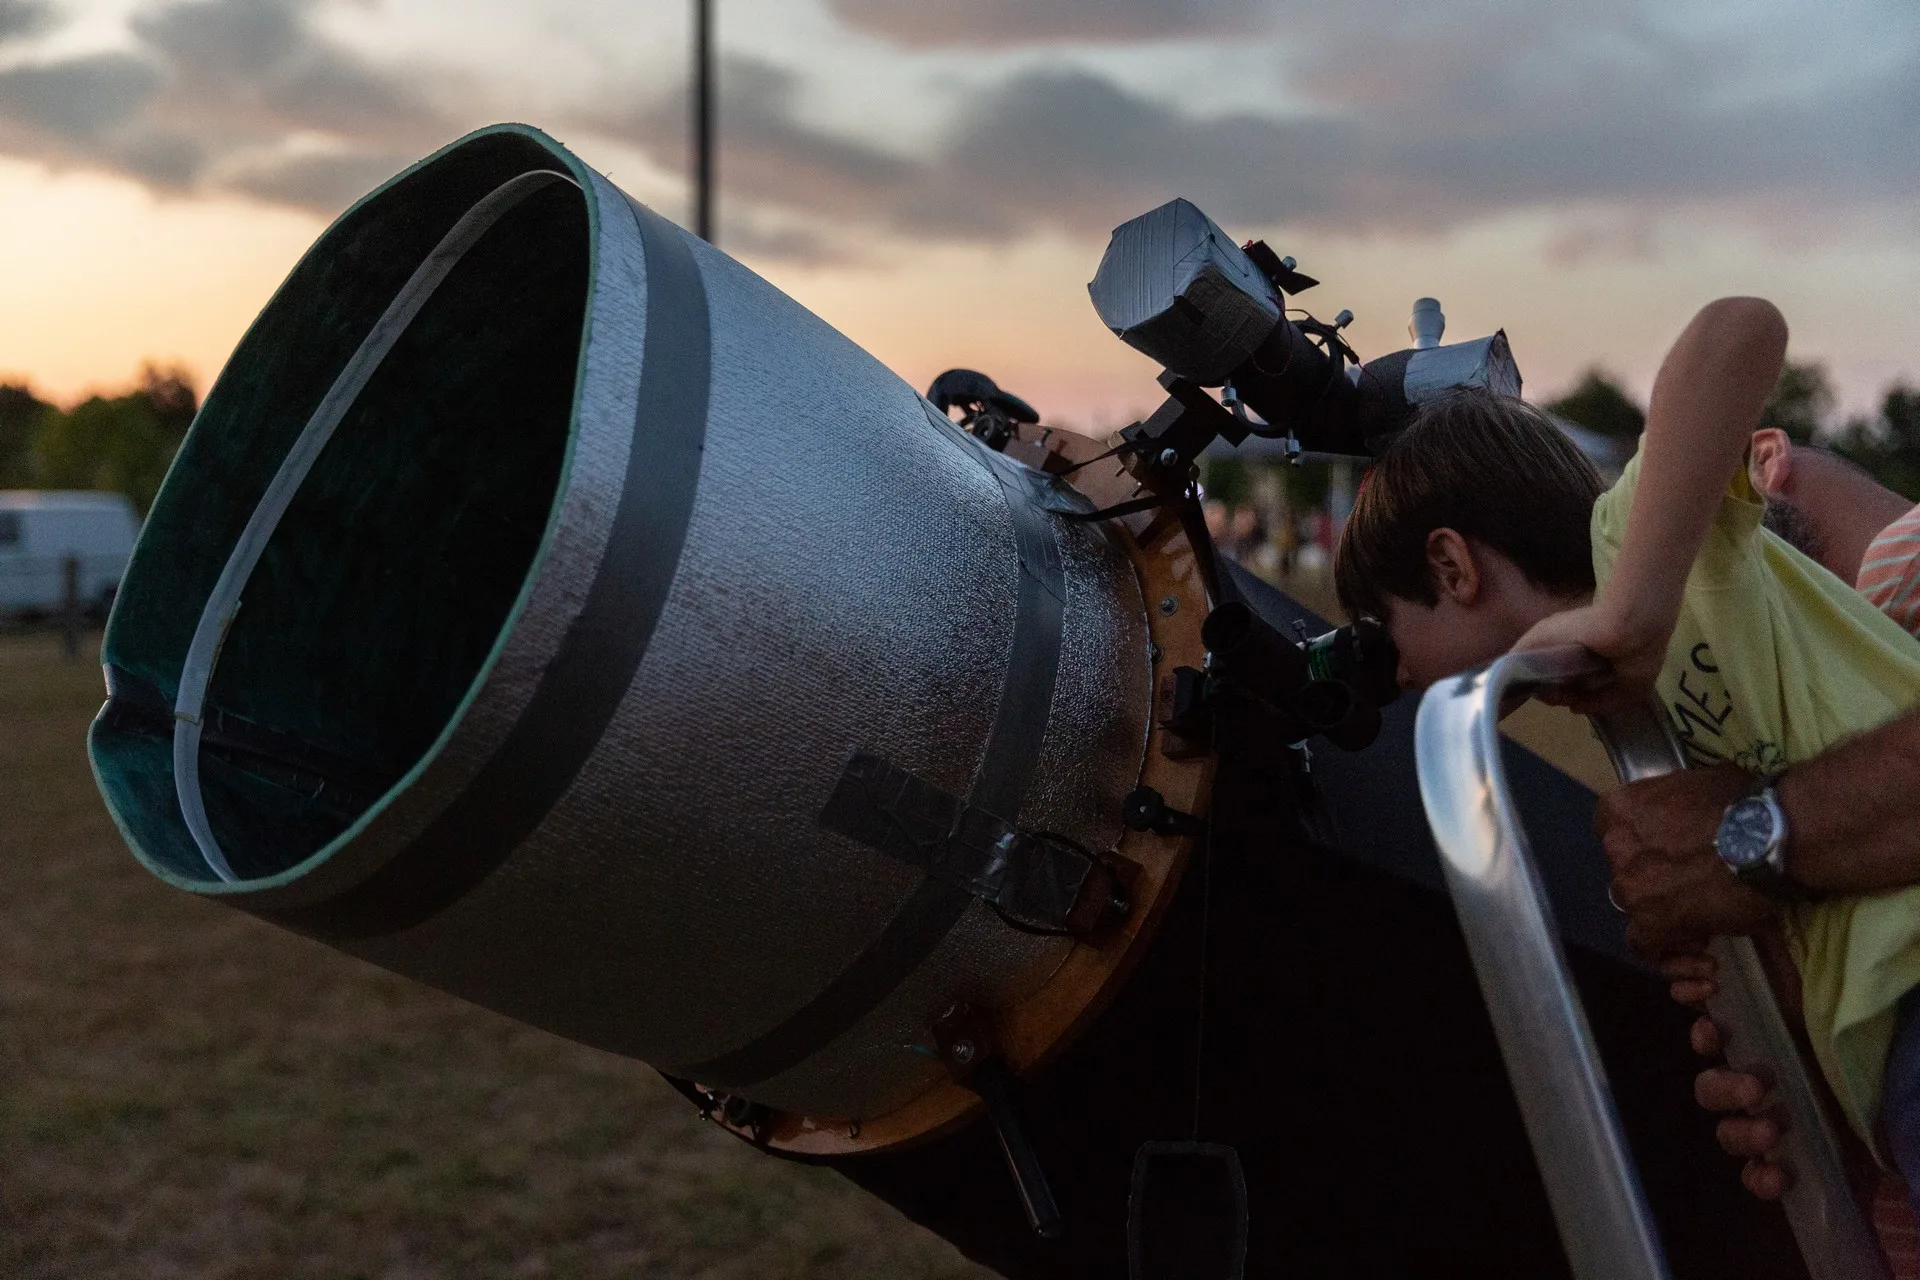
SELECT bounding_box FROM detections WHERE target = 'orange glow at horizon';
[2,154,1916,430]
[0,158,325,404]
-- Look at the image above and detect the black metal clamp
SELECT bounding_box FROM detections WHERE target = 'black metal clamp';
[932,1005,1063,1240]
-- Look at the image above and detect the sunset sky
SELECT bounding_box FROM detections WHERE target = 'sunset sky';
[0,0,1916,431]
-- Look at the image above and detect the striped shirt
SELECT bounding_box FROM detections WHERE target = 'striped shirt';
[1858,505,1920,1274]
[1859,504,1920,638]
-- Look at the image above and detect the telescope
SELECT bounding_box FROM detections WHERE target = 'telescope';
[89,126,1810,1277]
[1087,197,1521,461]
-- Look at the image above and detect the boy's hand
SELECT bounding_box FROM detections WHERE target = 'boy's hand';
[1509,600,1668,716]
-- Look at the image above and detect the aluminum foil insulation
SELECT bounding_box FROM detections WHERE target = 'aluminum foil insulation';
[90,124,1152,1120]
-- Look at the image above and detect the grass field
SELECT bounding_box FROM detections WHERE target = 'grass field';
[0,632,992,1279]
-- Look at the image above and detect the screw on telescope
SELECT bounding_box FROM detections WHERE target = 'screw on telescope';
[1160,596,1179,616]
[1123,786,1206,839]
[1333,309,1354,330]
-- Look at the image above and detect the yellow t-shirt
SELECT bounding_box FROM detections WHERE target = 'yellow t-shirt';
[1592,446,1920,1157]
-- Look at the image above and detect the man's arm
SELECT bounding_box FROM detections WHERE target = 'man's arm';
[1776,705,1920,892]
[1596,704,1920,950]
[1514,298,1789,713]
[1595,708,1920,1201]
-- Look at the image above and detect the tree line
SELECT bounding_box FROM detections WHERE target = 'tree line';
[1547,362,1920,499]
[2,356,1915,517]
[0,365,199,516]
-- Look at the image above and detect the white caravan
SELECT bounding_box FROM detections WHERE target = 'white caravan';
[0,490,139,617]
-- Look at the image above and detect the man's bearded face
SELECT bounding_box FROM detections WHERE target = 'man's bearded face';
[1763,496,1823,563]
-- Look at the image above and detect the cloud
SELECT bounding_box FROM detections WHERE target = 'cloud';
[618,58,917,215]
[129,0,440,142]
[1542,215,1661,267]
[824,0,1267,48]
[219,148,420,210]
[0,0,454,209]
[868,0,1920,241]
[655,0,1920,260]
[0,0,1913,267]
[930,70,1356,236]
[0,0,47,43]
[0,54,161,142]
[627,26,1920,258]
[592,60,1356,253]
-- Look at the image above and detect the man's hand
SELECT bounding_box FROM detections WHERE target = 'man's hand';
[1662,957,1793,1200]
[1510,599,1669,717]
[1595,763,1778,957]
[1692,1014,1792,1200]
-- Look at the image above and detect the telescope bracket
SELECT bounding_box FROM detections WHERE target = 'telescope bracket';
[1119,376,1248,486]
[1241,238,1318,295]
[1121,786,1205,839]
[819,750,1131,937]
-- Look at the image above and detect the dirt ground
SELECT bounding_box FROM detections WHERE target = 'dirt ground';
[0,632,992,1280]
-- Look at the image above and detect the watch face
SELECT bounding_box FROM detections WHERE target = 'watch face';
[1717,797,1776,870]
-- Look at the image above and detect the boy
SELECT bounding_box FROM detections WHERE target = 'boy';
[1335,297,1920,1199]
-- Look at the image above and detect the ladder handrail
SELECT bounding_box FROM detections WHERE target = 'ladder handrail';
[1415,646,1887,1280]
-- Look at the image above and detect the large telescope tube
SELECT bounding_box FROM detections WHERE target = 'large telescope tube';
[89,125,1156,1124]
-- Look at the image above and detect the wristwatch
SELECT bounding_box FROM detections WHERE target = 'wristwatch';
[1713,782,1799,900]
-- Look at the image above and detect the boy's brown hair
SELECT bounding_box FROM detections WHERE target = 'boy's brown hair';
[1334,390,1606,621]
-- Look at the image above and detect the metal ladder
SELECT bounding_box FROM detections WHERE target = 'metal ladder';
[1415,646,1888,1280]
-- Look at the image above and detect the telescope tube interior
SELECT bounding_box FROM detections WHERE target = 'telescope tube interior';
[93,134,588,883]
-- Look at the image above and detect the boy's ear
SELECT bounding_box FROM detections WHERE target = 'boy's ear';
[1750,428,1793,497]
[1425,528,1481,606]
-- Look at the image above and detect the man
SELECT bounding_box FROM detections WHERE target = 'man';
[1609,427,1920,1193]
[1600,713,1920,1194]
[1747,427,1911,585]
[1860,501,1920,636]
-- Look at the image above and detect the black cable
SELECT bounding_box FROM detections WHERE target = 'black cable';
[1054,440,1130,477]
[1055,493,1172,523]
[1176,493,1233,606]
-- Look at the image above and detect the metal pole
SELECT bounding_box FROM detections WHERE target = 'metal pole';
[692,0,713,243]
[1415,647,1889,1280]
[61,554,79,659]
